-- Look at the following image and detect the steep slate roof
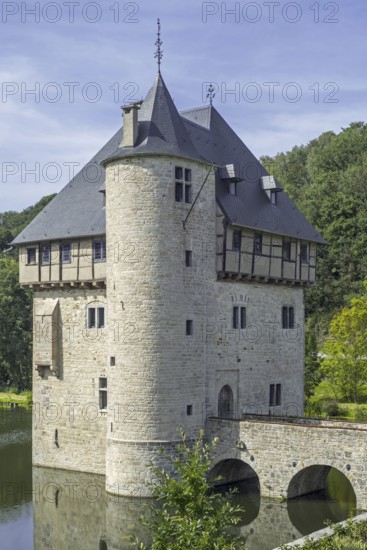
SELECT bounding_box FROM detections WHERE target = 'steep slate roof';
[102,73,204,164]
[13,73,326,245]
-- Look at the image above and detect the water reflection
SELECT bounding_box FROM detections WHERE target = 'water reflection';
[0,409,360,550]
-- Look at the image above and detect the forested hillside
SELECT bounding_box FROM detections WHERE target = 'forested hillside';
[0,195,55,389]
[261,122,367,397]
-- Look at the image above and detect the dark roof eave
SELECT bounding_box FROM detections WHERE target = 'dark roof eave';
[12,231,107,246]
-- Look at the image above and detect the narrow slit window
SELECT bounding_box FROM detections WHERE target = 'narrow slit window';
[240,307,246,329]
[185,250,192,267]
[254,233,262,255]
[186,320,193,336]
[99,378,108,411]
[175,182,183,202]
[184,184,192,204]
[283,240,291,261]
[186,405,193,416]
[232,231,241,252]
[276,383,282,406]
[300,243,309,263]
[41,243,51,265]
[233,306,239,329]
[282,306,295,329]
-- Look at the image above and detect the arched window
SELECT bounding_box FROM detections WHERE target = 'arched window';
[218,385,234,419]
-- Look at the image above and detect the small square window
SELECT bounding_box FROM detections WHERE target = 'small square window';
[186,320,193,336]
[184,185,192,204]
[187,405,193,416]
[61,243,71,264]
[41,243,51,265]
[184,169,192,182]
[232,231,241,252]
[300,244,309,264]
[175,182,183,202]
[175,166,183,180]
[110,357,116,367]
[185,250,192,267]
[27,248,36,265]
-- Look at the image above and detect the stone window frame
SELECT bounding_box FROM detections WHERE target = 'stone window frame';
[87,303,105,329]
[269,383,282,406]
[282,305,295,329]
[232,306,246,329]
[175,165,192,204]
[99,377,108,411]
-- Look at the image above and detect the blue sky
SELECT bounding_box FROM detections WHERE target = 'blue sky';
[1,0,366,210]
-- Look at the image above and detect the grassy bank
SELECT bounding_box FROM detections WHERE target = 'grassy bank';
[281,518,367,549]
[305,381,367,421]
[0,389,32,406]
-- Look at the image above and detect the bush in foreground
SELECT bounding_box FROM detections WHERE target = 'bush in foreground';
[132,429,246,550]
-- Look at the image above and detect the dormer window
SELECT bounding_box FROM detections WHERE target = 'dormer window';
[175,166,192,204]
[229,182,237,196]
[260,175,282,203]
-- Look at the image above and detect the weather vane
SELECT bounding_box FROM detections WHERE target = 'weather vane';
[206,83,216,106]
[154,18,163,73]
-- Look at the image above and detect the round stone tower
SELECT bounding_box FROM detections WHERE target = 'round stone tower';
[103,74,216,496]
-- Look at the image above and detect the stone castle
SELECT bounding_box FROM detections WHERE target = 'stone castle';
[14,65,325,496]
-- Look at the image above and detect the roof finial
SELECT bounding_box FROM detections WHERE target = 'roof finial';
[206,83,216,106]
[154,18,163,73]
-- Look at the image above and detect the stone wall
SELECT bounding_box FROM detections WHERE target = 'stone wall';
[206,418,367,509]
[32,288,108,475]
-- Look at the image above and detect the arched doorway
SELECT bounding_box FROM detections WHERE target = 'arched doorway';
[218,385,234,418]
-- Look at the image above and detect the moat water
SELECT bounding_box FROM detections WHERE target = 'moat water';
[0,407,359,550]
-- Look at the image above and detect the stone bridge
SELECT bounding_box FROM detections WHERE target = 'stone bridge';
[206,416,367,510]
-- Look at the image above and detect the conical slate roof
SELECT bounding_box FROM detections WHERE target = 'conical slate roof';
[12,73,326,245]
[102,73,204,165]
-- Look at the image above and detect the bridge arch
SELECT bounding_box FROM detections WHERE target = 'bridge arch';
[287,465,357,534]
[208,458,260,524]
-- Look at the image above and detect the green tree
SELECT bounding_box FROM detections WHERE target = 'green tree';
[321,282,367,402]
[0,256,32,389]
[134,429,246,550]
